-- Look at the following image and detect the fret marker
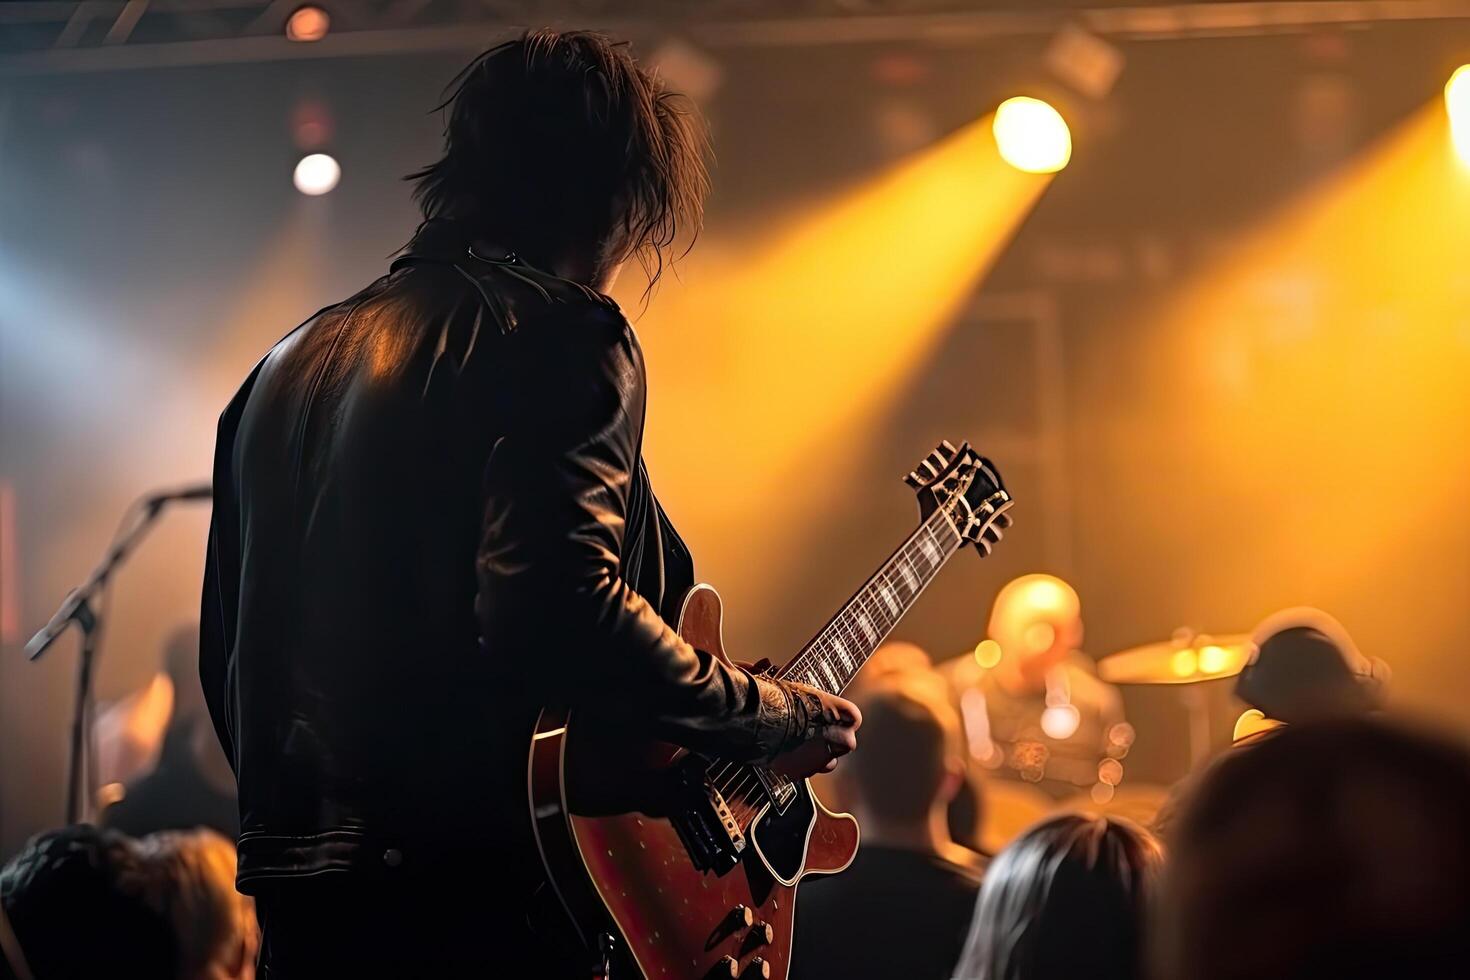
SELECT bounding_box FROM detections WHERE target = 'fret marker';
[900,563,919,591]
[832,638,853,670]
[820,661,841,691]
[858,615,877,643]
[920,536,940,564]
[879,585,899,616]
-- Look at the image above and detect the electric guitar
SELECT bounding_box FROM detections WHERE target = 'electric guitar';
[529,440,1012,979]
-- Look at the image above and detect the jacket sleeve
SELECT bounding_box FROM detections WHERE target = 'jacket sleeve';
[476,302,797,762]
[199,358,266,774]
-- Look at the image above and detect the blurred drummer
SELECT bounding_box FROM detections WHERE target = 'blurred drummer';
[942,574,1130,801]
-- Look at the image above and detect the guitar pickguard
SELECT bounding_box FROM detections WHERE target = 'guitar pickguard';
[748,784,818,886]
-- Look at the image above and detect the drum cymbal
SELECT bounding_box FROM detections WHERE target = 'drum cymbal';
[1098,634,1253,685]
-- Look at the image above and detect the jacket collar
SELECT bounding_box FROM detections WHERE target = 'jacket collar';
[392,218,492,270]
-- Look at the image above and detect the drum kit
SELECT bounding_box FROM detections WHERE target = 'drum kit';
[1098,628,1254,766]
[955,627,1257,851]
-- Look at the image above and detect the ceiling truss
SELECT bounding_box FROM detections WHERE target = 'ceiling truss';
[2,0,1469,74]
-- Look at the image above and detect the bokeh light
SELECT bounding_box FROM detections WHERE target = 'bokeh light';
[973,638,1003,669]
[1170,648,1199,678]
[1040,703,1081,740]
[1198,644,1229,674]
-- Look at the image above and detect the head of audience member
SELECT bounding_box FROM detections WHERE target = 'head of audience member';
[840,671,976,865]
[953,813,1163,980]
[945,765,989,858]
[1236,607,1389,725]
[1150,727,1283,844]
[136,830,257,980]
[1158,717,1470,980]
[1,825,175,979]
[0,826,256,980]
[987,574,1084,693]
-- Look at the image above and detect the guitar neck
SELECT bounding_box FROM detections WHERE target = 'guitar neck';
[779,506,964,694]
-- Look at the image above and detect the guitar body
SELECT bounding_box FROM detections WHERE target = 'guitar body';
[529,440,1013,978]
[529,584,860,980]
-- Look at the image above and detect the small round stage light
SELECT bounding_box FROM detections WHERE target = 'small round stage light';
[993,96,1072,174]
[285,5,330,43]
[1448,65,1470,167]
[293,153,340,195]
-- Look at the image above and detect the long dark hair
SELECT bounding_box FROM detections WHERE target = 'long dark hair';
[952,813,1163,980]
[408,29,709,292]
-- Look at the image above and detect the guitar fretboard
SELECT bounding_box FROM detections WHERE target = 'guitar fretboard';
[779,505,963,695]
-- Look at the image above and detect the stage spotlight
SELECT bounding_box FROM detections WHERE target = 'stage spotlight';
[993,97,1072,174]
[285,5,330,43]
[293,153,340,196]
[1449,65,1470,167]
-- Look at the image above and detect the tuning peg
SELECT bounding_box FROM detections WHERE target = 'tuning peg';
[905,454,943,489]
[959,492,1014,556]
[925,438,959,470]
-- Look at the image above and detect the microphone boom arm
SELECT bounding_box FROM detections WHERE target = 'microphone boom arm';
[21,483,211,823]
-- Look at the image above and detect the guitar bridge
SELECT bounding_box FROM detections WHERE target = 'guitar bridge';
[755,768,798,815]
[669,756,746,875]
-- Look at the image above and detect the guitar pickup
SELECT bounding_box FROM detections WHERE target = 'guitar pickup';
[669,757,746,875]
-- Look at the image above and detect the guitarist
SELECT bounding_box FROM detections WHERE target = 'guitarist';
[200,30,860,979]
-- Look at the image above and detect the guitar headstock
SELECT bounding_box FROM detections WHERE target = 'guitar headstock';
[904,439,1014,556]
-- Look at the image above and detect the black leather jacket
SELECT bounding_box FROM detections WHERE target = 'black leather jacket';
[200,220,798,892]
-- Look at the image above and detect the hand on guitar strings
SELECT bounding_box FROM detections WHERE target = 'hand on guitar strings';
[770,681,862,780]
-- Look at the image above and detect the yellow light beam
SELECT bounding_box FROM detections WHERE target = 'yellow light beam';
[1128,100,1470,723]
[616,115,1054,610]
[1147,102,1470,557]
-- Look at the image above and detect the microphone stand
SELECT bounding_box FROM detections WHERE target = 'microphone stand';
[24,491,190,825]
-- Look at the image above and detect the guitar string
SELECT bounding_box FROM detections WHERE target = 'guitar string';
[710,516,963,811]
[764,511,958,704]
[711,517,965,823]
[787,517,956,688]
[707,511,963,804]
[707,516,954,806]
[706,510,965,810]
